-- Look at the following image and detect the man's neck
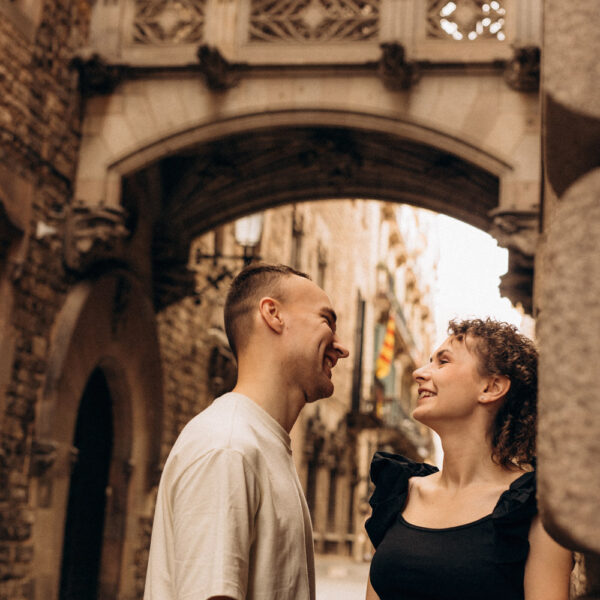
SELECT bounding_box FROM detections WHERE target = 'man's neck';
[233,376,305,434]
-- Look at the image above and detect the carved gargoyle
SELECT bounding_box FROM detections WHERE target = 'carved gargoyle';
[197,45,242,91]
[64,202,130,273]
[504,46,540,93]
[378,43,420,91]
[70,51,126,96]
[30,439,58,478]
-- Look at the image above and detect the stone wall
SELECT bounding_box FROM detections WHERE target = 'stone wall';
[536,1,600,596]
[0,1,91,597]
[156,294,234,460]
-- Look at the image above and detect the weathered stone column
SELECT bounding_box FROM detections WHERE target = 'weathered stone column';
[537,1,600,597]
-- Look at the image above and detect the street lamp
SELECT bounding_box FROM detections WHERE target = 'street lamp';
[234,213,264,265]
[194,212,264,302]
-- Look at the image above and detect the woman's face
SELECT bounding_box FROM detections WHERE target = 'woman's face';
[412,335,489,427]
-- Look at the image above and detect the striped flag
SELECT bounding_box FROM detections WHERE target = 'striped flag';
[375,315,395,380]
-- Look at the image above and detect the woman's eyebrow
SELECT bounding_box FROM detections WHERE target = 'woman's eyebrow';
[431,349,452,362]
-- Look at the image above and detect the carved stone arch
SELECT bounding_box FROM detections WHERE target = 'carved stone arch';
[104,109,534,310]
[32,270,163,600]
[106,109,512,233]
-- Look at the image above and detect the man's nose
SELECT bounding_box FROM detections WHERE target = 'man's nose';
[333,337,349,359]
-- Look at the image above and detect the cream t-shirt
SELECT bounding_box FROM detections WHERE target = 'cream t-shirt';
[144,392,315,600]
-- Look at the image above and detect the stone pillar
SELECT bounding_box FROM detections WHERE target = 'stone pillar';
[537,1,600,596]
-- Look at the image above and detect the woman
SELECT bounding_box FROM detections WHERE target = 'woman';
[365,318,572,600]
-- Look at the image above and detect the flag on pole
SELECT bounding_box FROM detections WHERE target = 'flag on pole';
[375,315,395,380]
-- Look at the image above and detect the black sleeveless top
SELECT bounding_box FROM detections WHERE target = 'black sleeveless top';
[365,452,537,600]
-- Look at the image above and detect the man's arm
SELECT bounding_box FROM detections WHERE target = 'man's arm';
[171,448,260,600]
[524,515,572,600]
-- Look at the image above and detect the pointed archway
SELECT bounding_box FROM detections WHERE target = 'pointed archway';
[59,368,114,600]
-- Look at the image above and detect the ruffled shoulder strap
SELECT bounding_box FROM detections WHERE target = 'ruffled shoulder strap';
[492,469,537,522]
[365,452,438,548]
[491,469,538,564]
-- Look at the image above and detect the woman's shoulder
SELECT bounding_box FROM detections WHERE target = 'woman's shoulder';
[370,451,438,489]
[492,467,537,522]
[490,468,538,564]
[365,452,438,548]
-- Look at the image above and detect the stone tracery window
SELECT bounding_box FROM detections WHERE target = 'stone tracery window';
[427,0,506,41]
[249,0,380,43]
[133,0,206,45]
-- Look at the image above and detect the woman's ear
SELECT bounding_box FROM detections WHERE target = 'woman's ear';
[480,375,511,404]
[258,297,284,334]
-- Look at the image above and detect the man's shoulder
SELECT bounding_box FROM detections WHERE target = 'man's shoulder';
[169,394,264,464]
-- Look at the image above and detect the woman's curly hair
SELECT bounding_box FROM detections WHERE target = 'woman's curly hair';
[448,318,537,469]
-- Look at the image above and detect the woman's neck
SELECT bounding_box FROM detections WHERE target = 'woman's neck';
[437,424,507,489]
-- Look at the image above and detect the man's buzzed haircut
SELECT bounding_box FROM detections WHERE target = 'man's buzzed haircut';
[224,263,310,360]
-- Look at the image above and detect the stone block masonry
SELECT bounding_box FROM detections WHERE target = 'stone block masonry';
[0,2,92,598]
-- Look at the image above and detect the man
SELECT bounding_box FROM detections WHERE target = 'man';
[144,263,349,600]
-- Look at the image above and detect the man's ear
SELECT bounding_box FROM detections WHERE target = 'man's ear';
[258,297,284,334]
[480,374,511,405]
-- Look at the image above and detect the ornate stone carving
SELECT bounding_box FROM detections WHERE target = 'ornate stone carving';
[30,439,58,477]
[196,45,241,91]
[249,0,379,43]
[133,0,206,45]
[298,133,363,182]
[64,203,130,273]
[488,207,538,313]
[378,43,419,91]
[489,207,538,258]
[504,46,540,92]
[70,52,126,96]
[427,0,507,41]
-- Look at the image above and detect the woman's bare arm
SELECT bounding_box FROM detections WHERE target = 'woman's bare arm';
[524,516,572,600]
[366,575,381,600]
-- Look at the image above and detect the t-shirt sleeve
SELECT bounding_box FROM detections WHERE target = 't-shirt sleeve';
[170,448,261,600]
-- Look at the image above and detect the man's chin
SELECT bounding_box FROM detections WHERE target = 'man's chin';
[307,382,334,403]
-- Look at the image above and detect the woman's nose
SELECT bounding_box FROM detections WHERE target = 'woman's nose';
[412,364,429,382]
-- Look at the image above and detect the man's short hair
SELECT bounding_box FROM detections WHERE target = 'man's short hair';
[224,263,310,360]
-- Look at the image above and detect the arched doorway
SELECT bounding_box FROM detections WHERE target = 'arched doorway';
[59,368,113,600]
[33,272,164,600]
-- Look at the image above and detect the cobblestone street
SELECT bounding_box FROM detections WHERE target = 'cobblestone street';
[315,554,371,600]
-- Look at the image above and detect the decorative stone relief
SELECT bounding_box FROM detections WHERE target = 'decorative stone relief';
[427,0,507,41]
[488,207,538,312]
[64,203,130,273]
[133,0,206,45]
[249,0,380,43]
[298,134,363,182]
[489,207,538,258]
[71,52,125,96]
[378,43,419,90]
[30,440,58,478]
[197,45,242,91]
[504,46,540,92]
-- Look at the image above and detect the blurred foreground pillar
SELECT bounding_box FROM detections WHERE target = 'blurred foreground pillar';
[537,0,600,597]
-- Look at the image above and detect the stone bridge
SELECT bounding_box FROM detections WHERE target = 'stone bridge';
[1,0,599,598]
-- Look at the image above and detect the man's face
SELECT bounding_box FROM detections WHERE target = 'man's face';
[281,276,349,402]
